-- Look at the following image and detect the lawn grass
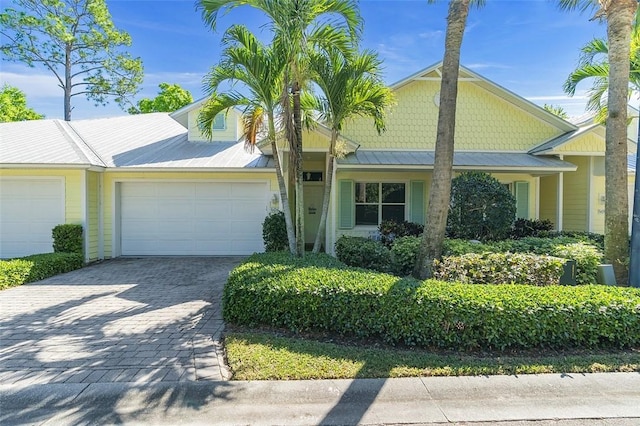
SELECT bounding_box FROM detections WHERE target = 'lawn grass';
[224,331,640,381]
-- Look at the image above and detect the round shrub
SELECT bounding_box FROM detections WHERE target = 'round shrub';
[335,235,391,273]
[447,172,516,241]
[390,236,421,276]
[378,220,424,248]
[52,224,83,254]
[262,211,287,252]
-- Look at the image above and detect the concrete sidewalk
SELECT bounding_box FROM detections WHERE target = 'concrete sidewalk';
[1,372,638,425]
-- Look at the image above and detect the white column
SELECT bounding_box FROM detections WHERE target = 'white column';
[557,155,564,231]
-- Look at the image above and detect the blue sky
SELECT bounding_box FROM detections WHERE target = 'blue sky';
[1,0,608,120]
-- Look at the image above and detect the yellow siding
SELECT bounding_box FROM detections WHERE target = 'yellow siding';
[0,169,83,225]
[539,175,558,228]
[341,80,561,151]
[102,171,278,257]
[87,171,100,260]
[187,108,239,142]
[556,132,604,153]
[563,156,589,231]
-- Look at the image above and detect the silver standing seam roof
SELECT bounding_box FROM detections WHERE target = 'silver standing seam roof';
[337,151,578,172]
[0,113,273,169]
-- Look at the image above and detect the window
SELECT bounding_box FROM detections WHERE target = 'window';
[212,113,226,130]
[355,182,405,225]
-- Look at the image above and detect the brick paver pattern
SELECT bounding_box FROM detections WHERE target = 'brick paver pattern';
[0,257,241,385]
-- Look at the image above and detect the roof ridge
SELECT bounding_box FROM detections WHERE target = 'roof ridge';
[58,120,107,167]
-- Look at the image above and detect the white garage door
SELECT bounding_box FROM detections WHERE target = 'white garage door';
[120,181,268,255]
[0,178,65,258]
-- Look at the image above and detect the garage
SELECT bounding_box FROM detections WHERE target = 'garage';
[119,181,268,255]
[0,178,65,258]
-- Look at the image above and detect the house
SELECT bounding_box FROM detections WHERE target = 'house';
[0,63,636,261]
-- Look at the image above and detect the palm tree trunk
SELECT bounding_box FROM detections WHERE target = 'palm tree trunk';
[64,43,72,121]
[604,0,635,285]
[312,129,337,253]
[292,81,305,256]
[413,0,470,279]
[268,114,297,254]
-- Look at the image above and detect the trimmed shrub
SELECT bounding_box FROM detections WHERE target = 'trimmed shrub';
[335,236,391,273]
[510,218,554,239]
[390,236,421,276]
[551,242,602,284]
[224,253,640,350]
[52,224,83,254]
[378,220,424,248]
[447,172,516,241]
[442,239,497,256]
[0,252,84,290]
[262,211,288,252]
[539,230,604,250]
[433,252,565,286]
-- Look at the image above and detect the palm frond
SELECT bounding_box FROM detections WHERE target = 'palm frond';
[241,104,265,152]
[197,92,249,140]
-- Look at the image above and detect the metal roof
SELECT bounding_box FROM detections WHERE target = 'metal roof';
[1,113,274,169]
[337,151,578,172]
[0,119,103,166]
[528,123,601,155]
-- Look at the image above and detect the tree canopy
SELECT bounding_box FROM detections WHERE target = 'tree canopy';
[128,83,193,114]
[543,103,570,119]
[0,84,44,122]
[0,0,143,120]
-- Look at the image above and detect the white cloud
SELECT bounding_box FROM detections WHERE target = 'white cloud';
[0,65,63,99]
[466,62,512,71]
[526,94,588,101]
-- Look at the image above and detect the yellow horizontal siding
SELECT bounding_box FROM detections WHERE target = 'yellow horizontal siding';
[539,175,558,228]
[563,156,589,231]
[87,171,100,260]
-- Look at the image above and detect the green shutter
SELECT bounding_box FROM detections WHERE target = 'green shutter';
[410,181,426,225]
[338,180,354,229]
[515,181,530,219]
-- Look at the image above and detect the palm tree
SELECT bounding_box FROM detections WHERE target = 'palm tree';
[198,0,362,256]
[198,25,297,254]
[560,0,637,285]
[413,0,485,279]
[306,48,395,253]
[564,22,640,123]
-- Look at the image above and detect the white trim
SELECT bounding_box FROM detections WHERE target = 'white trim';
[535,177,540,219]
[414,77,480,81]
[0,164,92,169]
[81,169,88,262]
[98,173,104,260]
[336,164,577,173]
[557,155,564,232]
[105,167,275,173]
[588,157,594,232]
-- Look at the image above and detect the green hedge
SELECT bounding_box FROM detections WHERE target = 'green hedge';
[335,236,392,273]
[224,253,640,350]
[52,224,83,254]
[0,253,84,290]
[433,252,565,286]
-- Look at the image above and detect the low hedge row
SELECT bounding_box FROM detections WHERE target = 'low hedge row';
[224,253,640,350]
[0,252,85,290]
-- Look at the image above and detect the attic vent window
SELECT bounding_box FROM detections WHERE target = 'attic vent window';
[213,113,226,130]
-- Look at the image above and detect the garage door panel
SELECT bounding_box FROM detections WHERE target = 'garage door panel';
[120,182,266,256]
[195,183,230,198]
[0,179,64,258]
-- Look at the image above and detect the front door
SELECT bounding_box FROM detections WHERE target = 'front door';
[303,184,324,250]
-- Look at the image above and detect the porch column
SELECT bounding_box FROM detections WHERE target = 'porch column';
[557,155,564,231]
[535,176,540,219]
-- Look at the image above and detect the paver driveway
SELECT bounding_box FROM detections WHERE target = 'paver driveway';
[0,257,242,385]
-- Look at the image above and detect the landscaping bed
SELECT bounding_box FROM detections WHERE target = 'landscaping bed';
[224,252,640,351]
